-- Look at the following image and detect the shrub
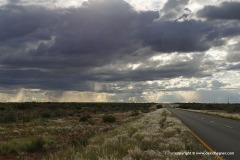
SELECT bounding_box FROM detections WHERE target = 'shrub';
[130,111,139,116]
[70,132,95,147]
[102,115,116,123]
[79,115,91,122]
[141,109,150,113]
[26,137,45,152]
[0,107,6,110]
[87,119,95,125]
[225,106,237,113]
[4,113,17,123]
[41,110,51,118]
[156,104,163,109]
[70,136,89,147]
[149,106,157,111]
[52,109,66,117]
[16,104,27,110]
[0,136,54,155]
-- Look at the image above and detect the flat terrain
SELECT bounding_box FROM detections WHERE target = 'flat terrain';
[49,108,212,160]
[0,103,156,160]
[183,109,240,121]
[168,108,240,160]
[0,103,212,160]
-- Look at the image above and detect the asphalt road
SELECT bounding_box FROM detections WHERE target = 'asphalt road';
[168,108,240,160]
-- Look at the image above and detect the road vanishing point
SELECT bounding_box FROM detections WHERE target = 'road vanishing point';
[168,108,240,160]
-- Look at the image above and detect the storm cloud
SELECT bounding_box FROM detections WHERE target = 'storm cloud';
[160,0,189,20]
[197,1,240,20]
[0,0,240,102]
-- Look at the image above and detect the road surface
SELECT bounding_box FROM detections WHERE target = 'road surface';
[168,108,240,160]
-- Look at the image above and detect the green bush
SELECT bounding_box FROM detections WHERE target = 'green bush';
[149,106,157,111]
[0,107,6,110]
[26,137,45,152]
[130,111,139,116]
[4,113,17,123]
[70,136,89,147]
[225,106,238,113]
[16,104,27,110]
[141,109,150,113]
[41,110,51,118]
[87,119,95,125]
[102,115,116,123]
[156,104,163,109]
[0,136,54,155]
[79,115,91,122]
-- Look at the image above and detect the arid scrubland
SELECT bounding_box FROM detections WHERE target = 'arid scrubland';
[184,109,240,121]
[0,103,154,160]
[49,109,213,160]
[177,103,240,121]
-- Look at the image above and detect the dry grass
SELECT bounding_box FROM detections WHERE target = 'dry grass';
[0,111,140,160]
[184,109,240,121]
[48,109,214,160]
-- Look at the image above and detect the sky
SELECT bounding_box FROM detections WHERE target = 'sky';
[0,0,240,103]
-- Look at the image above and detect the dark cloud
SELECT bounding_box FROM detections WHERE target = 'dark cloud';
[197,1,240,20]
[0,0,239,93]
[87,53,210,82]
[226,43,240,63]
[160,0,189,20]
[0,4,58,44]
[227,63,240,70]
[50,1,136,55]
[140,20,218,53]
[211,80,226,88]
[7,0,21,4]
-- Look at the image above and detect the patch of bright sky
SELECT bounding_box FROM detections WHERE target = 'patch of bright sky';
[213,71,240,89]
[126,63,142,70]
[54,0,83,8]
[143,90,165,102]
[0,0,84,8]
[205,48,228,61]
[0,0,226,12]
[125,0,167,11]
[227,38,239,46]
[150,53,193,67]
[187,0,220,12]
[145,77,208,91]
[58,91,114,102]
[125,0,223,13]
[0,0,9,5]
[1,88,48,102]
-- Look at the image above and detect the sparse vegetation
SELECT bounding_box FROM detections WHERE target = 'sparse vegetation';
[0,136,54,155]
[70,135,90,147]
[48,109,213,160]
[102,114,116,123]
[177,103,240,113]
[0,102,155,160]
[41,110,52,118]
[130,111,140,116]
[177,103,240,120]
[184,109,240,121]
[0,103,217,159]
[79,115,92,122]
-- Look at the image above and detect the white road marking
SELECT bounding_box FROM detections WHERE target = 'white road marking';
[210,121,233,129]
[201,118,204,120]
